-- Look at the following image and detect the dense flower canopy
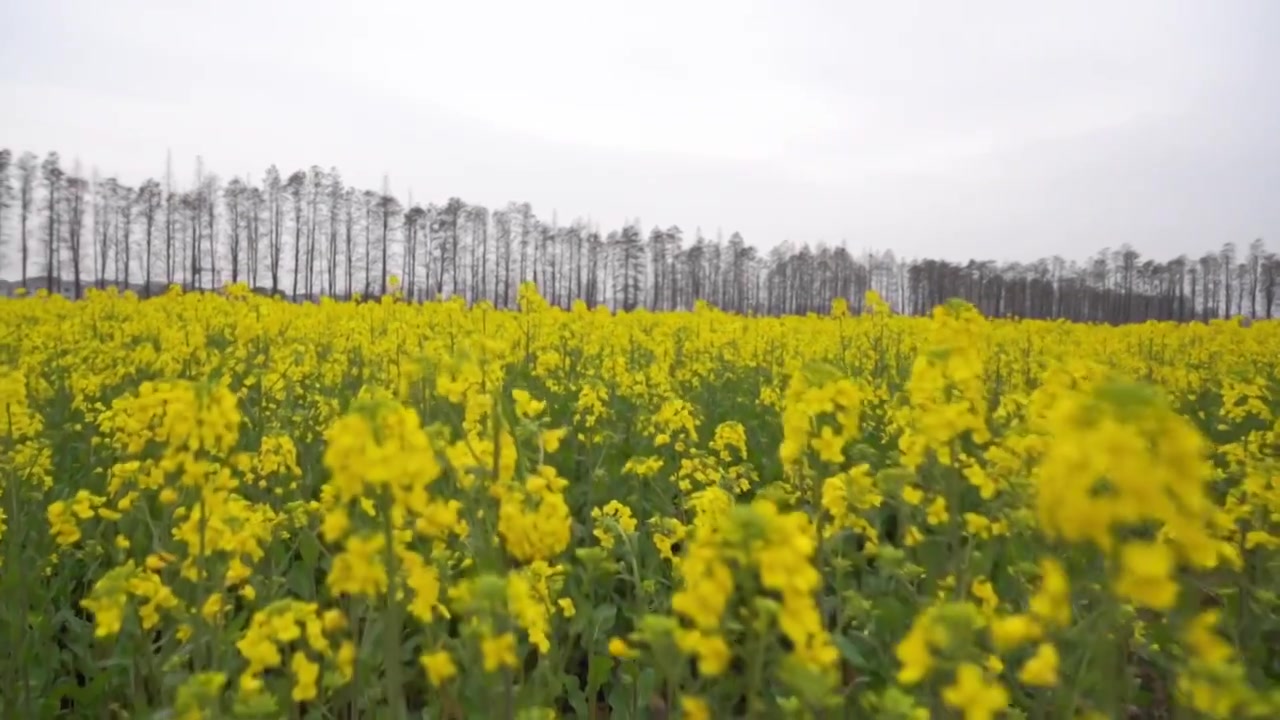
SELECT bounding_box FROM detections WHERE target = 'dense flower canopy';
[1,282,1279,719]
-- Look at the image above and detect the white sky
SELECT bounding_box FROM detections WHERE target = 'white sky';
[3,0,1278,267]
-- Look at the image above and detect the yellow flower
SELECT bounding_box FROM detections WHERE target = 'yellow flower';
[964,512,992,537]
[680,695,711,720]
[507,569,553,654]
[405,558,443,624]
[970,578,998,615]
[82,592,126,638]
[290,651,320,702]
[942,663,1010,720]
[47,500,83,546]
[608,637,638,659]
[963,465,999,500]
[420,650,458,687]
[926,496,949,526]
[902,486,925,506]
[1244,530,1278,550]
[895,617,933,685]
[497,466,573,562]
[200,593,225,623]
[482,632,518,672]
[326,533,389,598]
[512,389,546,419]
[592,500,638,550]
[671,535,733,631]
[988,614,1042,652]
[692,633,731,676]
[1183,610,1233,665]
[320,507,350,543]
[1018,643,1059,687]
[540,427,568,453]
[321,608,346,633]
[810,425,845,464]
[1114,541,1179,610]
[336,640,356,681]
[558,598,576,618]
[1029,558,1071,628]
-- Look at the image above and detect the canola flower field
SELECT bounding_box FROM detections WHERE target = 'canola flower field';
[1,282,1279,720]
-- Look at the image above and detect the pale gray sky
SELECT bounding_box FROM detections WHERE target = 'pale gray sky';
[3,0,1278,266]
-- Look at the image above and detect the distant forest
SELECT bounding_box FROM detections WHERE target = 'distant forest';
[0,148,1276,323]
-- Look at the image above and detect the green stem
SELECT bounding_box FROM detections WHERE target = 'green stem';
[505,663,516,720]
[745,593,768,719]
[1100,599,1125,719]
[381,493,407,720]
[5,428,31,719]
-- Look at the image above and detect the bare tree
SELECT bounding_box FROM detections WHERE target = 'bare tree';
[1263,253,1279,320]
[202,174,218,287]
[493,209,512,307]
[118,184,135,287]
[403,204,426,297]
[164,152,176,287]
[431,197,465,297]
[5,142,1274,323]
[305,165,323,296]
[17,152,38,287]
[471,205,490,304]
[225,178,245,284]
[361,190,376,295]
[139,179,161,296]
[1220,242,1236,318]
[326,168,343,295]
[342,187,355,297]
[64,176,87,298]
[183,189,202,290]
[0,149,10,265]
[513,202,532,303]
[585,228,603,308]
[188,157,205,290]
[1248,238,1264,318]
[285,170,306,298]
[41,152,63,293]
[265,165,284,295]
[95,177,116,289]
[614,222,644,311]
[377,192,402,296]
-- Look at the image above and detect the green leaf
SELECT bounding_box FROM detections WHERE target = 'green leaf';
[587,654,613,693]
[635,668,660,703]
[591,602,618,641]
[606,680,633,720]
[298,528,321,568]
[834,635,870,669]
[286,562,314,598]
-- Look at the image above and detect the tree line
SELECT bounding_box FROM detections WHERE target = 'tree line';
[0,147,1276,323]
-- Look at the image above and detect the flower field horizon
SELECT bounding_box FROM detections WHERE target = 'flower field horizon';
[1,282,1278,719]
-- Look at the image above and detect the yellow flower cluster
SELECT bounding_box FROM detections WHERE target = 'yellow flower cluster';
[80,561,180,637]
[3,283,1280,718]
[1035,379,1233,609]
[780,367,862,469]
[235,600,351,703]
[667,500,838,693]
[496,465,572,563]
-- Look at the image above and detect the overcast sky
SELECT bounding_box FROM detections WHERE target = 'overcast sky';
[3,0,1278,268]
